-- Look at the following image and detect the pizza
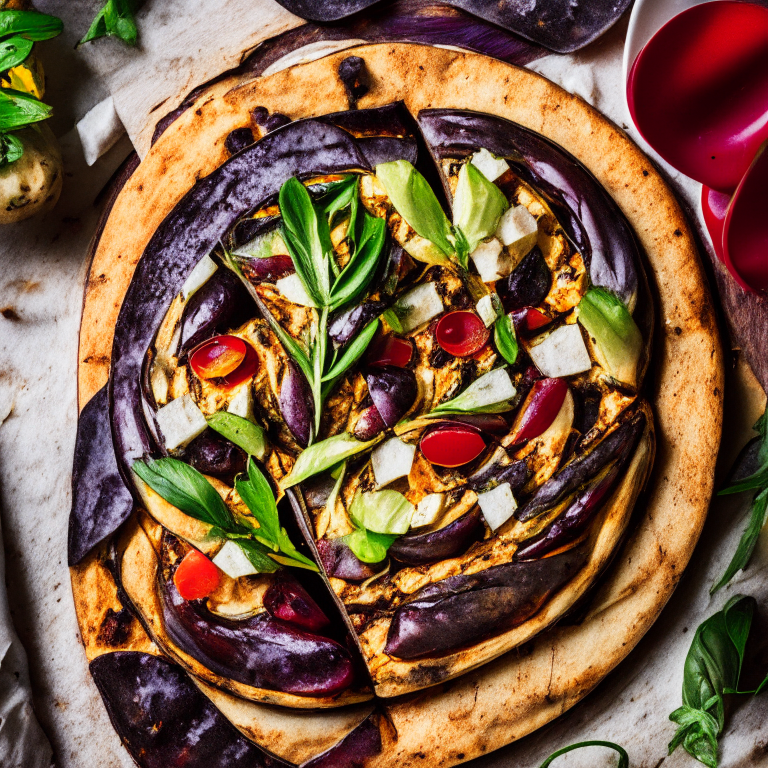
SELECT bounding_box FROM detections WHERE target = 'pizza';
[68,44,720,768]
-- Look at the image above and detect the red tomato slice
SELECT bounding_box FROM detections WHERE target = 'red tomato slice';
[420,426,486,468]
[173,549,220,601]
[220,342,258,389]
[190,335,247,379]
[511,307,551,334]
[367,335,413,367]
[435,311,490,357]
[511,378,569,445]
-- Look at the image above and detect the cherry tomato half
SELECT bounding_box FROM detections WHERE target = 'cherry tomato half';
[173,549,220,601]
[420,425,486,468]
[511,378,569,445]
[511,307,551,335]
[220,342,258,389]
[435,311,489,357]
[190,335,246,379]
[367,335,413,367]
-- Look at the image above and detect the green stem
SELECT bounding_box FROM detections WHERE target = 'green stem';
[311,307,329,442]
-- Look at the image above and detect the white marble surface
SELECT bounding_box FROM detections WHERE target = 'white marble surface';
[0,5,767,768]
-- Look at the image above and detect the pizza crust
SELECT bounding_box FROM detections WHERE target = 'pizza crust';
[73,43,722,766]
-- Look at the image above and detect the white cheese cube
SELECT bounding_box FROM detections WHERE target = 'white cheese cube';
[391,282,444,333]
[156,394,207,450]
[276,273,317,307]
[495,205,538,258]
[227,386,254,421]
[470,237,514,283]
[475,293,498,327]
[477,482,518,531]
[453,368,517,410]
[411,493,446,528]
[529,324,592,378]
[372,437,416,488]
[182,254,218,300]
[212,540,259,578]
[470,148,509,182]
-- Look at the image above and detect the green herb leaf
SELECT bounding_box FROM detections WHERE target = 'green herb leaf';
[322,318,379,384]
[0,88,51,131]
[345,528,398,563]
[0,10,63,42]
[719,410,768,496]
[430,368,517,416]
[493,294,518,365]
[452,226,470,271]
[235,538,281,573]
[80,0,137,46]
[453,161,509,254]
[317,175,358,226]
[349,489,414,535]
[281,432,383,488]
[375,160,454,259]
[0,131,22,166]
[207,412,267,460]
[538,741,629,768]
[132,457,234,530]
[0,36,32,72]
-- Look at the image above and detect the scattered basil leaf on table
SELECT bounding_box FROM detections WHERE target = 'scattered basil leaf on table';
[0,10,63,41]
[452,161,509,254]
[80,0,138,47]
[206,411,267,460]
[712,407,768,593]
[0,36,33,73]
[538,741,629,768]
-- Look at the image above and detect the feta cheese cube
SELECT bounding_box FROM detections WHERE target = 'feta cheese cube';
[475,293,499,327]
[388,282,444,333]
[529,324,592,378]
[477,482,518,531]
[227,386,254,421]
[155,394,207,450]
[212,540,258,578]
[470,148,509,182]
[182,254,218,300]
[495,205,538,258]
[470,238,512,283]
[276,273,317,307]
[411,493,446,528]
[372,437,416,488]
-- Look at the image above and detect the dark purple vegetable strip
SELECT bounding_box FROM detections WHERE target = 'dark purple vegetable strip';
[418,108,642,308]
[161,574,355,696]
[90,651,288,768]
[516,412,646,522]
[109,119,370,485]
[385,544,588,658]
[69,386,134,566]
[389,508,484,566]
[225,127,256,155]
[263,571,331,632]
[329,301,387,347]
[184,430,246,480]
[497,246,551,312]
[365,366,417,427]
[280,360,314,448]
[302,710,383,768]
[468,452,529,492]
[316,538,385,582]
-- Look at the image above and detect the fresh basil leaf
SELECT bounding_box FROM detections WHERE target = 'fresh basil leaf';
[430,368,517,416]
[375,160,454,258]
[0,131,22,166]
[452,226,470,271]
[280,176,332,305]
[349,489,414,535]
[236,538,281,573]
[0,36,32,72]
[281,432,383,488]
[712,488,768,593]
[669,706,720,768]
[0,88,51,131]
[322,318,379,384]
[719,411,768,495]
[207,412,267,460]
[538,741,629,768]
[0,10,63,42]
[80,0,137,46]
[318,175,357,227]
[133,457,234,530]
[453,161,509,254]
[494,310,518,366]
[345,527,397,563]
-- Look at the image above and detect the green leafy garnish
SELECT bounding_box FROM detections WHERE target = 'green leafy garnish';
[452,161,509,254]
[80,0,138,47]
[281,432,383,488]
[712,408,768,593]
[538,741,628,768]
[0,10,63,42]
[668,595,755,768]
[0,88,51,130]
[430,368,517,416]
[206,411,267,460]
[491,294,518,365]
[0,131,22,165]
[345,527,397,563]
[321,318,379,397]
[349,489,414,535]
[235,459,317,571]
[0,36,32,72]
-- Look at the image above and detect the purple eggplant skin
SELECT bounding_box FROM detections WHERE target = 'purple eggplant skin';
[385,544,588,659]
[389,508,484,566]
[161,574,354,696]
[184,430,246,480]
[365,366,418,427]
[468,453,529,493]
[497,246,551,312]
[354,404,386,441]
[225,127,255,155]
[316,538,385,582]
[89,652,288,768]
[109,119,371,485]
[417,109,641,309]
[280,360,314,448]
[69,386,135,566]
[231,214,280,249]
[329,301,387,347]
[303,710,383,768]
[265,113,292,132]
[516,411,646,523]
[338,55,369,108]
[429,413,509,436]
[179,269,254,355]
[263,571,331,632]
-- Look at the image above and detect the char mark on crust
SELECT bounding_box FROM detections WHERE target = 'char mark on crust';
[89,651,290,768]
[109,119,371,490]
[69,385,134,565]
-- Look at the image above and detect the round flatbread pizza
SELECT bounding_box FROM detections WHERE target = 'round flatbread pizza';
[69,43,722,767]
